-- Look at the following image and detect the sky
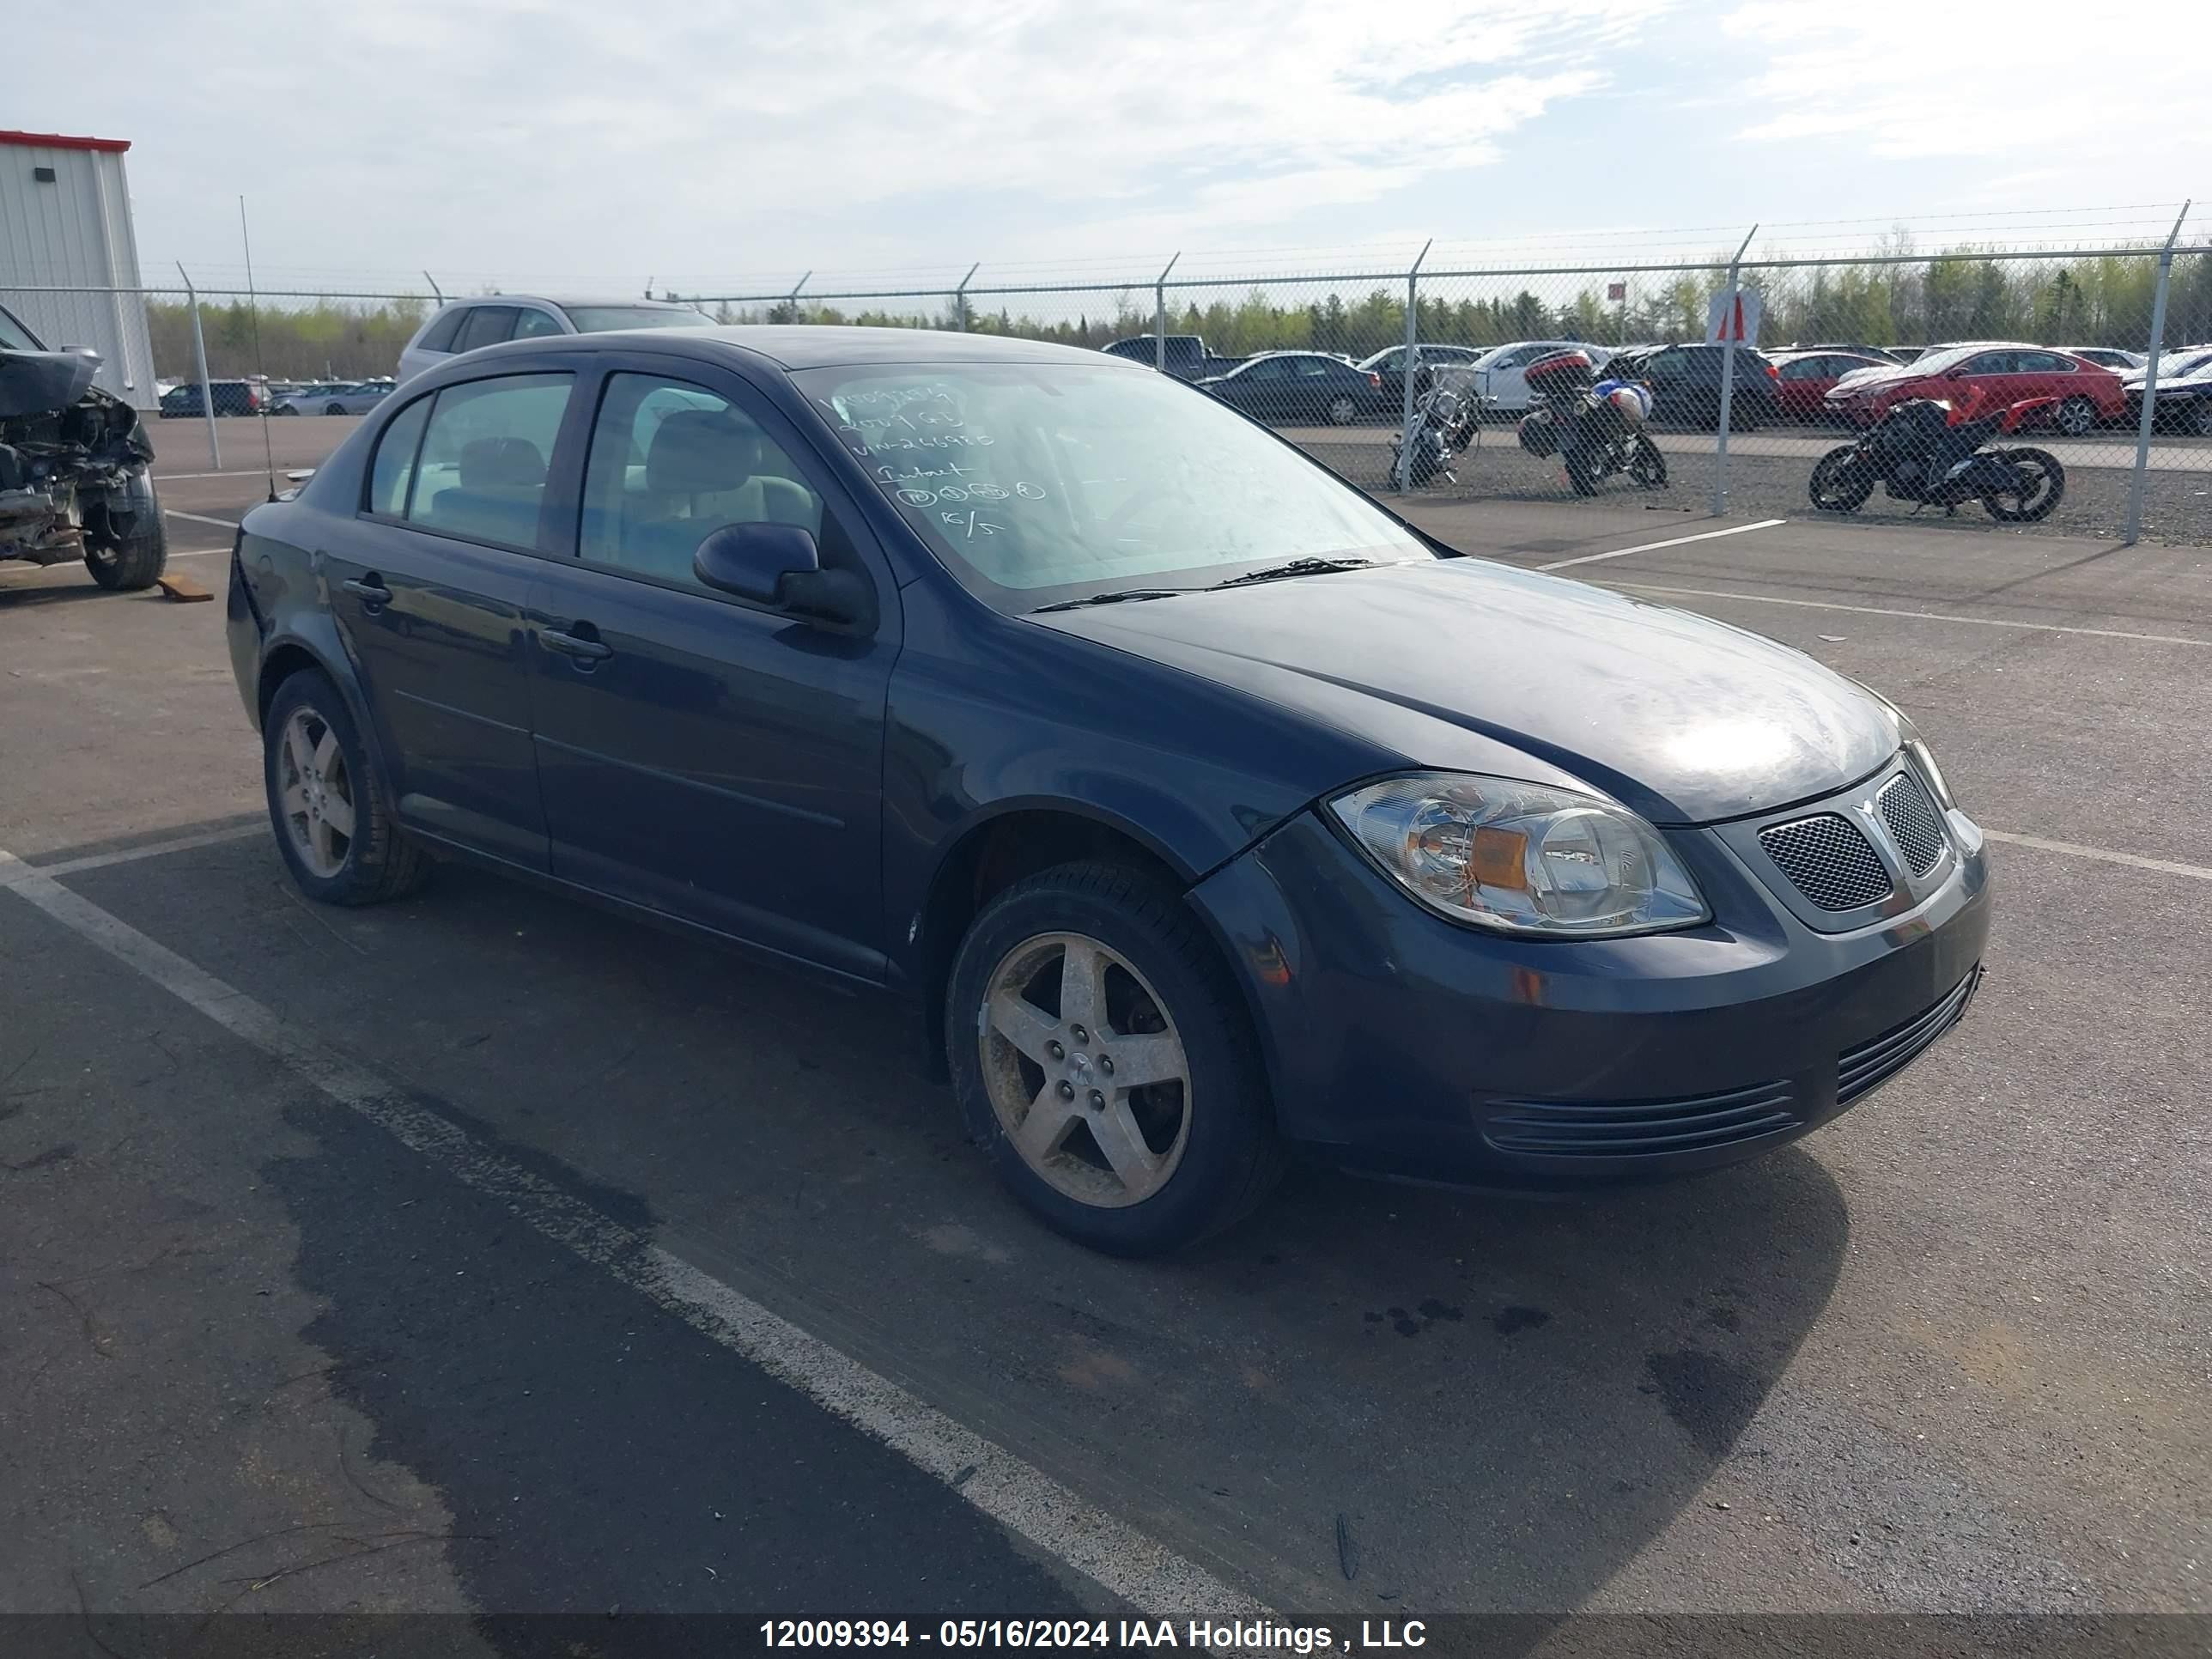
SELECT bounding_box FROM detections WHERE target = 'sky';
[9,0,2210,301]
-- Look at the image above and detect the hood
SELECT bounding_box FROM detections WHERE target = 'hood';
[1828,362,1921,397]
[0,345,100,419]
[1032,559,1901,824]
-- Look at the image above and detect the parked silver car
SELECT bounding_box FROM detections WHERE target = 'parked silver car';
[396,295,708,382]
[273,382,392,416]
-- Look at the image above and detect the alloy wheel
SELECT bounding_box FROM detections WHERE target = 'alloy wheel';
[1328,396,1358,426]
[977,932,1192,1208]
[276,705,357,878]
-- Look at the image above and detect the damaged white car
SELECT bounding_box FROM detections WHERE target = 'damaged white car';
[1,302,167,591]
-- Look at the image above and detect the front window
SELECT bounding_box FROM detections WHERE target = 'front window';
[559,305,706,333]
[793,362,1432,607]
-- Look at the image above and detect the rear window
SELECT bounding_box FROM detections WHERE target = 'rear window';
[404,374,574,547]
[559,306,705,333]
[417,309,466,353]
[454,307,520,354]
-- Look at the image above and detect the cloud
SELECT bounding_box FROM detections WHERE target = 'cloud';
[1723,1,2212,170]
[5,0,1674,285]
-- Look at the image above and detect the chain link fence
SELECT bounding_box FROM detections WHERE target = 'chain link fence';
[9,216,2212,542]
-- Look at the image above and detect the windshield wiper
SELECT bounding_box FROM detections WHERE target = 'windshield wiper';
[1208,556,1376,589]
[1030,587,1191,613]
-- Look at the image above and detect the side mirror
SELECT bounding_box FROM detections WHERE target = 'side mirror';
[693,522,869,627]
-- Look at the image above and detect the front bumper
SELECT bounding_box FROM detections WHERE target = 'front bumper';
[1189,775,1990,1189]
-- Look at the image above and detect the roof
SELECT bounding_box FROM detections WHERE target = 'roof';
[514,324,1121,371]
[452,294,699,311]
[0,130,131,154]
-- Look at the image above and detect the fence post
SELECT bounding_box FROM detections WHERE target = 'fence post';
[1395,239,1432,494]
[422,271,444,305]
[1710,222,1759,517]
[2124,199,2192,546]
[1154,253,1181,374]
[176,262,220,470]
[786,271,811,325]
[954,262,980,333]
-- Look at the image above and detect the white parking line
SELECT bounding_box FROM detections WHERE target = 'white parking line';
[1984,830,2212,883]
[1534,519,1787,572]
[1606,581,2212,648]
[0,823,264,887]
[163,508,242,531]
[152,471,246,482]
[0,845,1275,1629]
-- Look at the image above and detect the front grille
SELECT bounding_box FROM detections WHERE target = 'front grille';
[1877,773,1946,876]
[1483,1079,1800,1158]
[1838,971,1980,1103]
[1759,814,1893,911]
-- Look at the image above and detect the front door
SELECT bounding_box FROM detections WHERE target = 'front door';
[523,364,899,980]
[324,371,578,868]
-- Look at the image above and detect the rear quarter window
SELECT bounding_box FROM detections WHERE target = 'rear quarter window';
[367,396,433,516]
[417,309,466,353]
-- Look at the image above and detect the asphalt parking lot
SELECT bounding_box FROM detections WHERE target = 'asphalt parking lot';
[3,416,2209,1652]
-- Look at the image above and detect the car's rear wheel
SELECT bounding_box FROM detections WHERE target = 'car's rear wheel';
[263,670,429,906]
[946,861,1283,1255]
[2191,400,2212,438]
[325,403,346,416]
[1326,395,1358,426]
[2056,396,2097,437]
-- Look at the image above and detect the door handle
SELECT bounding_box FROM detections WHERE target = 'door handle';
[342,575,392,606]
[541,627,613,663]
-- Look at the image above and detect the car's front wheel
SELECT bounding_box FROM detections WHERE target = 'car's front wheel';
[1326,395,1358,426]
[263,670,429,906]
[946,861,1283,1255]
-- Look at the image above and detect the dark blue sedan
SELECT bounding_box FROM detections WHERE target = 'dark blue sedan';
[227,326,1989,1255]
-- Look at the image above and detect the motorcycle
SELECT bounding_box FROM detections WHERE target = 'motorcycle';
[1808,391,2064,521]
[1387,378,1480,488]
[1516,349,1668,496]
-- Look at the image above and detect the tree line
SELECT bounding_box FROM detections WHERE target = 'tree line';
[727,240,2212,361]
[145,296,430,382]
[135,240,2212,386]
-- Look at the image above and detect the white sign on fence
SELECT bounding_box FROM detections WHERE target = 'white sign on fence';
[1706,287,1763,347]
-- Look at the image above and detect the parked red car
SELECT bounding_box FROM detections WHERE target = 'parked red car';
[1823,343,2126,436]
[1770,350,1893,422]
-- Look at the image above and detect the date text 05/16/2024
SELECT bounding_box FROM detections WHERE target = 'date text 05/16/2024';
[759,1620,1432,1652]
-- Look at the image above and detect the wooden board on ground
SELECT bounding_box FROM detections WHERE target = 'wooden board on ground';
[157,573,213,603]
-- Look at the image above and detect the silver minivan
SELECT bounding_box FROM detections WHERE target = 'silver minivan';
[396,295,708,382]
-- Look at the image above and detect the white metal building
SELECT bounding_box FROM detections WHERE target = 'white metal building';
[1,130,160,409]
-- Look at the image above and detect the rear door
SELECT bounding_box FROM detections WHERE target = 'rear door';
[521,358,901,978]
[319,366,582,867]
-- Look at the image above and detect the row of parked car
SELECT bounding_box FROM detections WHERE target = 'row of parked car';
[157,377,396,419]
[1102,332,2212,438]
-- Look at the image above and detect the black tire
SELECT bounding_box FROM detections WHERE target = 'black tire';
[2055,397,2097,438]
[1983,447,2064,523]
[1326,395,1358,427]
[262,669,430,906]
[325,403,346,416]
[2191,400,2212,438]
[84,475,169,590]
[1808,447,1875,513]
[945,860,1285,1255]
[1628,434,1669,489]
[275,404,299,416]
[1563,447,1601,496]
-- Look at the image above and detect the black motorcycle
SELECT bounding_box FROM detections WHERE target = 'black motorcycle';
[1515,349,1668,496]
[1808,395,2063,521]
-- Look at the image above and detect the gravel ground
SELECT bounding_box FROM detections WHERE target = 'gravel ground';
[1292,431,2212,546]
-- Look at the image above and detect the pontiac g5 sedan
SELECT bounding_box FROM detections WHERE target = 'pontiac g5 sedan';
[227,326,1989,1255]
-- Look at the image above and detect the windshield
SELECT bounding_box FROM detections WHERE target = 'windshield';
[0,305,42,351]
[792,362,1432,605]
[1906,345,1995,376]
[562,306,707,333]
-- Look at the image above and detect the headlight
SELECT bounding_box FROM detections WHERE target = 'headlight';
[1905,738,1955,811]
[1327,774,1710,938]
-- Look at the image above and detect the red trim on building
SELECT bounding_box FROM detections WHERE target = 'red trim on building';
[0,130,131,154]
